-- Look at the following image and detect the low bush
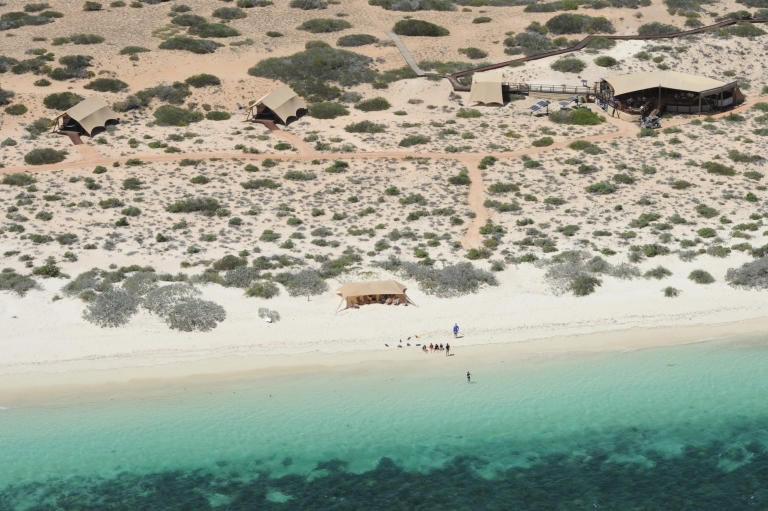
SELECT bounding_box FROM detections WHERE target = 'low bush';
[448,171,471,186]
[594,55,617,67]
[158,36,223,54]
[188,23,240,38]
[2,173,36,186]
[206,111,231,121]
[84,77,128,93]
[638,22,680,35]
[70,33,105,45]
[284,170,316,181]
[695,203,719,218]
[84,2,103,11]
[345,120,385,133]
[701,161,736,176]
[550,58,586,73]
[398,134,430,147]
[241,178,280,189]
[459,47,488,59]
[83,288,140,328]
[167,299,226,332]
[726,257,768,289]
[355,97,391,111]
[0,268,38,296]
[374,256,497,297]
[473,16,491,23]
[245,281,280,298]
[545,13,614,35]
[185,73,220,88]
[24,148,67,165]
[153,105,203,126]
[551,109,604,125]
[5,104,27,115]
[119,45,150,55]
[309,102,349,119]
[392,19,449,36]
[166,197,220,213]
[532,136,554,147]
[337,34,377,47]
[571,274,601,296]
[298,18,351,33]
[43,92,83,110]
[689,269,715,284]
[585,181,616,194]
[291,0,327,8]
[212,6,247,19]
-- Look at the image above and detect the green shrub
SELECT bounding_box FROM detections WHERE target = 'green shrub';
[206,111,231,121]
[166,197,220,213]
[122,177,142,190]
[241,178,280,189]
[613,173,635,185]
[552,109,603,125]
[701,161,735,176]
[473,16,492,23]
[245,281,280,299]
[637,127,658,138]
[545,13,614,35]
[2,173,36,186]
[488,182,518,194]
[399,134,431,147]
[158,36,223,54]
[309,102,350,119]
[70,33,105,45]
[24,148,67,165]
[83,2,102,11]
[587,36,616,49]
[212,6,247,20]
[571,274,601,296]
[43,92,83,110]
[153,105,203,126]
[594,55,617,67]
[355,97,391,112]
[298,18,352,33]
[345,120,385,133]
[5,104,27,115]
[188,23,240,38]
[119,45,150,55]
[392,19,449,36]
[638,22,680,35]
[456,108,482,118]
[459,47,488,59]
[550,58,586,73]
[448,171,471,185]
[689,269,715,284]
[284,170,316,181]
[337,34,377,47]
[532,137,554,147]
[290,0,327,8]
[266,31,283,37]
[585,181,616,194]
[185,74,221,88]
[672,180,692,190]
[84,78,128,93]
[171,14,207,26]
[0,268,38,296]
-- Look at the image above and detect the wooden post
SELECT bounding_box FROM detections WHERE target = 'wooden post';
[658,85,661,114]
[698,93,702,115]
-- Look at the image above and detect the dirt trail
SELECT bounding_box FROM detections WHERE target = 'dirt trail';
[5,100,765,248]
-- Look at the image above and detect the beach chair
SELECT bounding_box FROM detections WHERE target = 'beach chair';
[393,298,400,306]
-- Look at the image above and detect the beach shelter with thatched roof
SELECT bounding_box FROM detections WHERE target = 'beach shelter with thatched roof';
[468,72,504,106]
[50,96,119,137]
[245,85,307,125]
[336,280,414,311]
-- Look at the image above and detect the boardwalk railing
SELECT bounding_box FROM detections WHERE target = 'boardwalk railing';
[446,17,768,91]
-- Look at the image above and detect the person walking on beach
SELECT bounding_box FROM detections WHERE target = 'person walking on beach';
[467,371,471,383]
[429,343,434,353]
[453,323,459,339]
[446,343,450,357]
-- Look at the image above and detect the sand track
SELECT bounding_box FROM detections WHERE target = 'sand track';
[2,95,765,248]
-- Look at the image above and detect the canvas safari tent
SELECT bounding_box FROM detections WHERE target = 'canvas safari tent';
[336,280,414,311]
[245,85,307,125]
[50,96,119,137]
[468,72,504,106]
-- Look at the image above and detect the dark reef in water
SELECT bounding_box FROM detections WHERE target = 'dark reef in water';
[2,430,767,511]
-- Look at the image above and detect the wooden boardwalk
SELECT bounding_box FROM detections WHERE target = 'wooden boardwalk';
[385,31,425,77]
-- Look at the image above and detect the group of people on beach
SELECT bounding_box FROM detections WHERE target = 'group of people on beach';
[423,343,450,356]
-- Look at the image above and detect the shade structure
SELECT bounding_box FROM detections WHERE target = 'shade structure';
[468,72,503,106]
[51,96,118,136]
[336,280,413,310]
[603,71,734,97]
[245,85,307,125]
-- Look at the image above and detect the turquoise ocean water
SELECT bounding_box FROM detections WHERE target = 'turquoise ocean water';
[1,337,767,510]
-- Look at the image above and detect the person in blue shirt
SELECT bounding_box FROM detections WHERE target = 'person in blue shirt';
[453,323,459,338]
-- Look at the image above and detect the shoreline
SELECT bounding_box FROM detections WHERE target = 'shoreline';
[1,316,766,407]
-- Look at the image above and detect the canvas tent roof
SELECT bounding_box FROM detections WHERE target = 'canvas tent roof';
[248,85,307,124]
[336,280,408,298]
[54,96,118,136]
[468,72,504,106]
[604,71,734,97]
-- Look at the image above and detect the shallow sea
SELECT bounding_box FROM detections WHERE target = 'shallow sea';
[1,337,767,510]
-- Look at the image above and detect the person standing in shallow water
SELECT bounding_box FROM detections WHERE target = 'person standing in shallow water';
[467,371,471,383]
[446,343,450,357]
[453,323,459,339]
